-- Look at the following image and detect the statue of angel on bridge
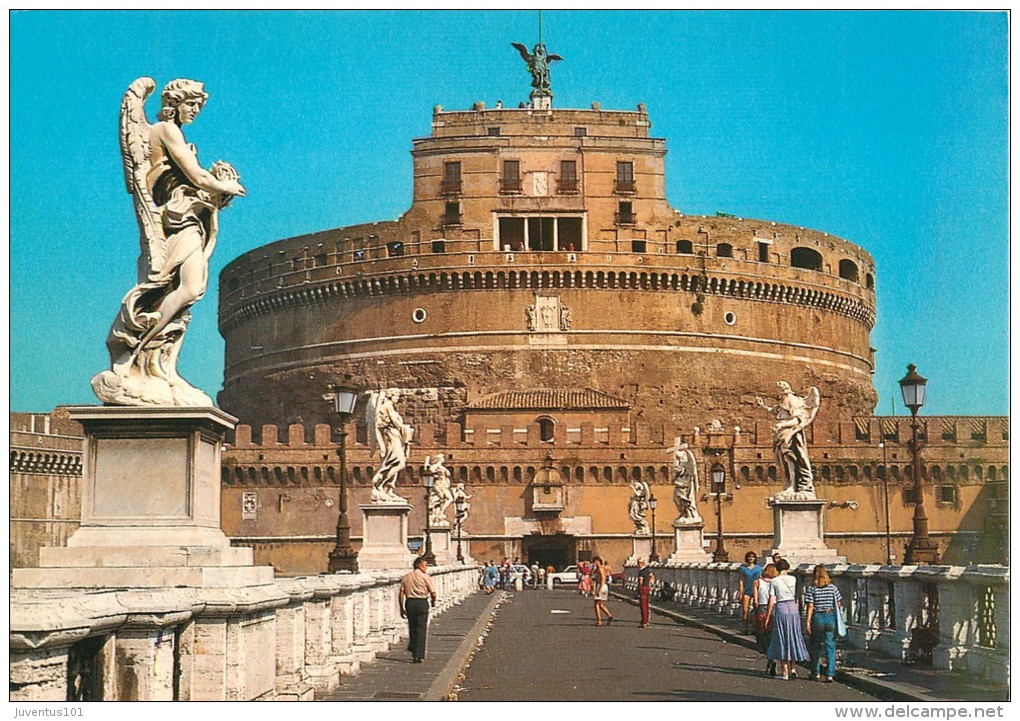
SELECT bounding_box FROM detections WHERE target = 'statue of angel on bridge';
[756,382,821,499]
[92,78,245,406]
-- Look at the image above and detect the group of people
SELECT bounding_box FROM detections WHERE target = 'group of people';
[480,559,552,594]
[738,551,845,682]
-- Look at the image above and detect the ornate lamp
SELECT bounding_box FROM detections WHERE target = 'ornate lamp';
[711,465,729,563]
[327,385,360,573]
[900,364,939,564]
[422,468,437,565]
[454,495,466,563]
[648,493,659,562]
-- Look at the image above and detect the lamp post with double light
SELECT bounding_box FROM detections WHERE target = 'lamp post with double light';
[455,495,465,564]
[327,385,360,573]
[422,468,437,565]
[711,465,729,563]
[900,364,940,564]
[649,493,659,562]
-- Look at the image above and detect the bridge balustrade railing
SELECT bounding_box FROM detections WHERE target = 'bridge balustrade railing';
[624,561,1008,685]
[10,564,480,701]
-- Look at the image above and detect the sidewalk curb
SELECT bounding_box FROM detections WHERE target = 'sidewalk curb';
[610,591,939,703]
[423,591,504,701]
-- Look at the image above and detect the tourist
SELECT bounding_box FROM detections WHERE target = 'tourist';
[636,557,655,628]
[399,556,437,663]
[592,557,614,626]
[536,564,546,589]
[765,559,808,680]
[738,551,762,634]
[772,552,782,566]
[579,560,592,597]
[805,565,844,682]
[753,564,779,675]
[530,562,540,589]
[482,561,498,594]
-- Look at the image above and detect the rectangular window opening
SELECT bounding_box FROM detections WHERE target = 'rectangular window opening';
[618,201,635,225]
[386,241,405,257]
[431,239,446,254]
[499,217,525,251]
[528,217,555,251]
[615,161,635,192]
[559,160,578,193]
[631,239,647,253]
[758,242,770,263]
[444,202,461,226]
[502,160,522,193]
[557,217,582,252]
[442,162,462,195]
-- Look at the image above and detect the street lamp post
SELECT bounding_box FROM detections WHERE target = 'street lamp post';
[454,496,465,564]
[422,468,437,565]
[648,494,659,562]
[711,465,729,563]
[900,364,940,564]
[327,385,360,573]
[880,440,892,565]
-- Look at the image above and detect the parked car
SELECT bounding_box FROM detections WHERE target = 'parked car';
[507,564,531,585]
[548,565,579,586]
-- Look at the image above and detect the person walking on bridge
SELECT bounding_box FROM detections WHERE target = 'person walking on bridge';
[592,557,614,626]
[636,558,655,628]
[399,556,437,663]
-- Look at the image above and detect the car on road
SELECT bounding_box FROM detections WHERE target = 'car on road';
[548,565,579,586]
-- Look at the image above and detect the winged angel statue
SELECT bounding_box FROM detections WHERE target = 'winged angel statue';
[756,382,821,499]
[91,78,245,406]
[511,42,562,92]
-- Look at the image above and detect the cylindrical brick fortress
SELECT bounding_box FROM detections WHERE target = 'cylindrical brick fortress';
[218,105,877,434]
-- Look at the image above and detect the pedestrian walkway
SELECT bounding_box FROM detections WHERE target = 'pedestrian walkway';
[320,587,1007,702]
[458,588,874,701]
[615,590,1008,702]
[318,589,502,701]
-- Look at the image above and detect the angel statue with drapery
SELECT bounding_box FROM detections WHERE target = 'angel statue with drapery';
[91,78,245,406]
[367,389,414,503]
[756,382,821,499]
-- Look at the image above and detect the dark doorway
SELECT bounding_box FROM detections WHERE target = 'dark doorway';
[67,635,106,701]
[522,533,575,571]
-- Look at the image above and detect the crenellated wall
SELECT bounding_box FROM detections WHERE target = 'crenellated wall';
[219,415,1007,573]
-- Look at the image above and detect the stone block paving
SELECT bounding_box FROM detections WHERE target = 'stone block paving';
[319,590,501,701]
[458,588,875,701]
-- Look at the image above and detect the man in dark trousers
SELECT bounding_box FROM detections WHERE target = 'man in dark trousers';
[399,556,437,663]
[636,558,655,628]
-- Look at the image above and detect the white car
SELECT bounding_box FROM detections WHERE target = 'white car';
[548,565,579,586]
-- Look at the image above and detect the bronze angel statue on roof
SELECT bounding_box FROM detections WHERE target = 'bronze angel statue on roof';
[91,78,245,406]
[511,42,563,92]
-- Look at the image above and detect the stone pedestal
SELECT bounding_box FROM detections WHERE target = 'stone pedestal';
[668,522,712,563]
[627,534,653,564]
[358,502,415,571]
[427,525,456,565]
[768,498,846,565]
[13,406,274,589]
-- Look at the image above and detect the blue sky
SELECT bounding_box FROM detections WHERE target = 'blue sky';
[10,10,1009,416]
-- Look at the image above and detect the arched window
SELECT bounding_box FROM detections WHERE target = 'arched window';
[839,259,859,282]
[866,273,875,290]
[676,239,693,254]
[716,243,733,258]
[537,417,555,443]
[791,247,823,271]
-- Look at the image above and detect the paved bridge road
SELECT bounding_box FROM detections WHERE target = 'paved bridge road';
[458,588,875,702]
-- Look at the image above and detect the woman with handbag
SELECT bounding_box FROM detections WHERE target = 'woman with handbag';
[752,564,779,675]
[804,564,845,683]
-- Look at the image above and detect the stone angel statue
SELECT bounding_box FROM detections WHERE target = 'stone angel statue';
[628,479,652,535]
[367,389,414,503]
[756,382,821,498]
[91,78,245,406]
[451,483,472,526]
[669,438,702,524]
[511,42,563,91]
[424,453,454,527]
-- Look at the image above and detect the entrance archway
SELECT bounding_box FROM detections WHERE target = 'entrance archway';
[522,533,576,572]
